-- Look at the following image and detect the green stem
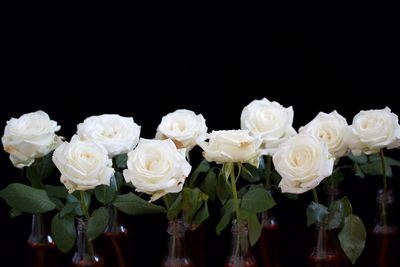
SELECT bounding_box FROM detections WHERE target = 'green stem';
[79,191,90,219]
[379,150,388,227]
[230,164,240,219]
[265,156,272,188]
[312,188,319,203]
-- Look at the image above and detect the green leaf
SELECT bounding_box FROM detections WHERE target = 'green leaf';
[51,213,76,253]
[353,162,365,178]
[50,197,64,210]
[216,199,236,235]
[182,188,207,223]
[113,192,166,215]
[216,171,232,204]
[87,207,108,241]
[239,210,261,246]
[60,201,78,218]
[95,175,118,205]
[167,193,183,221]
[199,168,218,201]
[359,161,382,176]
[0,183,56,213]
[241,188,276,213]
[9,208,22,219]
[188,159,210,187]
[348,153,368,164]
[240,164,261,183]
[114,154,128,169]
[306,202,329,227]
[270,172,282,185]
[44,185,68,199]
[339,214,366,264]
[68,192,91,217]
[340,196,352,216]
[26,152,56,183]
[327,200,345,230]
[222,162,234,181]
[193,202,209,226]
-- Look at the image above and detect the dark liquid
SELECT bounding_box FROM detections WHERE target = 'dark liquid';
[97,232,130,267]
[308,255,340,267]
[27,242,59,267]
[161,258,194,267]
[368,228,400,267]
[71,257,104,267]
[259,223,280,267]
[224,259,258,267]
[186,225,205,267]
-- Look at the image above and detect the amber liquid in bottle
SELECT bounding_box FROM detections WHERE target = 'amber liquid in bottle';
[367,189,400,267]
[97,206,130,267]
[258,209,281,267]
[27,213,59,267]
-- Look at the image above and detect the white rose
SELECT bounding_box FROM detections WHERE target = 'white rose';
[198,130,261,164]
[241,98,296,155]
[52,135,114,193]
[156,109,207,151]
[123,139,191,202]
[299,111,350,159]
[77,114,141,157]
[1,111,62,168]
[347,107,400,155]
[273,134,334,194]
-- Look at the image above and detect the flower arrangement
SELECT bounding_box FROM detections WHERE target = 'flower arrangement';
[0,102,399,266]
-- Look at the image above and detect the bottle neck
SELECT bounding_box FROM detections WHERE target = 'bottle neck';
[166,220,188,258]
[376,189,396,227]
[229,220,252,257]
[28,213,53,246]
[261,209,279,228]
[312,223,337,257]
[75,218,95,259]
[105,205,127,235]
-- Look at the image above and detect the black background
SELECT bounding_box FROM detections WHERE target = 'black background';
[1,1,400,266]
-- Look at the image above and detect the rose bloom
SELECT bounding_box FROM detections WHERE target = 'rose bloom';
[241,98,296,155]
[2,111,62,168]
[77,114,141,157]
[273,134,334,194]
[52,135,114,193]
[198,130,261,165]
[156,109,207,151]
[123,139,191,202]
[347,107,400,155]
[299,111,349,159]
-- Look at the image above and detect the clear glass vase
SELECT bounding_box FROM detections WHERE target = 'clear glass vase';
[308,222,341,267]
[71,218,104,267]
[27,213,58,267]
[225,220,258,267]
[97,205,130,267]
[258,209,281,267]
[367,189,399,267]
[161,219,193,267]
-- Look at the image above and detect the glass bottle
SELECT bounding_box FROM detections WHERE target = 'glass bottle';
[258,209,281,267]
[185,223,205,267]
[225,220,258,267]
[308,222,341,267]
[367,189,399,267]
[97,205,130,267]
[71,218,104,267]
[161,219,193,267]
[27,213,59,267]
